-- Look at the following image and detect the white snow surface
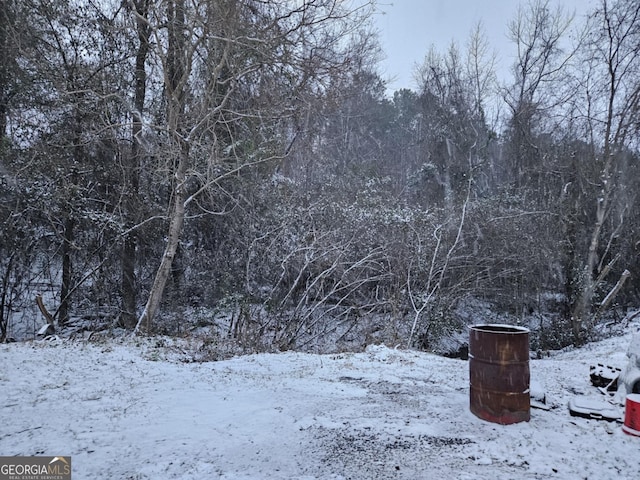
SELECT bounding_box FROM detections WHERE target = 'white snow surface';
[1,329,639,479]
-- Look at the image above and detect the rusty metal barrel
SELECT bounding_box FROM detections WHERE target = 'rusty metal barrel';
[469,324,530,424]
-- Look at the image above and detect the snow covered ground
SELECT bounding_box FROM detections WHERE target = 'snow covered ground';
[1,325,639,479]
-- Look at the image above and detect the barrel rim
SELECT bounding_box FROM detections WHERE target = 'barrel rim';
[469,323,529,334]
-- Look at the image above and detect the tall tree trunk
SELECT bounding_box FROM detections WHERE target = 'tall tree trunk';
[59,109,82,325]
[135,0,187,333]
[0,253,14,341]
[570,153,614,343]
[570,31,618,343]
[0,0,14,139]
[136,143,188,333]
[59,213,75,325]
[121,0,150,328]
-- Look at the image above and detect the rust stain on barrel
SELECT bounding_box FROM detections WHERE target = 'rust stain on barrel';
[469,324,530,425]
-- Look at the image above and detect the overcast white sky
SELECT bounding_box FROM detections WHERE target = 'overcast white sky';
[375,0,596,93]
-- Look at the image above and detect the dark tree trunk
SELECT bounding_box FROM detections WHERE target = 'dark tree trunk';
[136,0,187,333]
[121,0,150,328]
[0,1,16,139]
[59,214,75,325]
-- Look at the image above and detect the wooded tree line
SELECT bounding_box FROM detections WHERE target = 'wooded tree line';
[1,0,639,351]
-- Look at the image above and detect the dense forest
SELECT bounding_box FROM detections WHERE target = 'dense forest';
[1,0,639,353]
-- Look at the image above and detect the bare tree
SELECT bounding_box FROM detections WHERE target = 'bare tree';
[135,0,376,332]
[504,0,575,190]
[465,21,497,122]
[120,0,151,328]
[569,0,640,341]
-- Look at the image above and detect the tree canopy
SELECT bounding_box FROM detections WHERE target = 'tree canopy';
[1,0,639,351]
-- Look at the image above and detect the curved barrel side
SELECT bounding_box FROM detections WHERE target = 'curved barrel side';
[469,324,530,425]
